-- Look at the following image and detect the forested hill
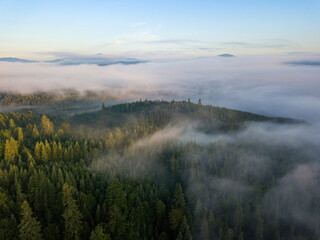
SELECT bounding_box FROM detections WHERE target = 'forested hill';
[0,100,316,240]
[71,99,303,131]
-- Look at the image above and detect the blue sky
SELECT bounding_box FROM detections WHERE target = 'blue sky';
[0,1,320,122]
[1,0,319,58]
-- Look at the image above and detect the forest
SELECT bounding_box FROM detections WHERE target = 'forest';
[0,99,318,240]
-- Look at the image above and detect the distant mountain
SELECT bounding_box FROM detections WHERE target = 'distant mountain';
[0,57,39,63]
[218,54,235,57]
[285,60,320,66]
[0,56,148,66]
[45,57,148,66]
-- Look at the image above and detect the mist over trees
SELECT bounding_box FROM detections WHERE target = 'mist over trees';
[0,99,319,240]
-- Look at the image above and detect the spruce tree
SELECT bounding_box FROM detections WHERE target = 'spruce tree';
[4,137,19,163]
[62,183,83,240]
[41,115,54,136]
[32,124,40,139]
[19,201,43,240]
[90,225,110,240]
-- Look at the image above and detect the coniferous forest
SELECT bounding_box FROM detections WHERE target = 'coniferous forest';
[0,99,319,240]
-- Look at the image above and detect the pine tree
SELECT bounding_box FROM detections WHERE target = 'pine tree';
[41,115,54,136]
[40,142,49,162]
[177,216,192,240]
[74,141,81,160]
[52,141,59,161]
[83,140,88,158]
[95,204,101,224]
[169,209,184,231]
[16,127,24,145]
[32,124,40,139]
[63,148,69,161]
[114,129,124,149]
[4,137,19,163]
[200,217,209,240]
[107,205,127,239]
[156,200,166,230]
[62,184,83,240]
[105,133,115,150]
[34,142,41,163]
[173,183,186,210]
[9,118,16,129]
[90,225,110,240]
[105,179,127,211]
[58,142,63,160]
[19,201,43,240]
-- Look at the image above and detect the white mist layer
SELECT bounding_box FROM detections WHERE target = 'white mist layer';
[1,54,320,122]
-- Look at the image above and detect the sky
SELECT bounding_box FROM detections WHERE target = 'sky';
[1,0,320,58]
[0,1,320,123]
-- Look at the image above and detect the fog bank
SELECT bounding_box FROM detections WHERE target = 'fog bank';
[1,53,320,122]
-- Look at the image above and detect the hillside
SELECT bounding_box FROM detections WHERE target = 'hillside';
[0,100,317,240]
[71,99,302,131]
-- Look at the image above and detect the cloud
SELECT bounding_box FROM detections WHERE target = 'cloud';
[104,40,125,46]
[127,31,159,42]
[109,31,159,44]
[263,163,320,232]
[222,39,296,49]
[0,54,319,122]
[145,39,201,45]
[89,118,320,235]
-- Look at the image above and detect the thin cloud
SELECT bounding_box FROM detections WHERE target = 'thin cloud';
[222,39,296,49]
[104,40,125,46]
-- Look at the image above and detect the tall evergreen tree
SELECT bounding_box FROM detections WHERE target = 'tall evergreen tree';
[62,184,83,240]
[16,127,24,145]
[90,225,110,240]
[4,137,19,163]
[177,216,192,240]
[9,118,16,129]
[32,124,40,139]
[173,183,186,211]
[41,115,54,136]
[19,201,43,240]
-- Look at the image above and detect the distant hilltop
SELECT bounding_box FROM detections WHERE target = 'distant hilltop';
[218,54,235,57]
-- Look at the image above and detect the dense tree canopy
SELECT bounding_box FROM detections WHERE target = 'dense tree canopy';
[0,100,317,240]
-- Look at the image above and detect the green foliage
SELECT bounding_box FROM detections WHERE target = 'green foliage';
[0,100,315,240]
[4,137,19,163]
[19,200,43,240]
[41,115,54,136]
[90,225,110,240]
[173,183,186,210]
[62,184,83,240]
[106,205,127,239]
[0,92,56,106]
[32,124,40,139]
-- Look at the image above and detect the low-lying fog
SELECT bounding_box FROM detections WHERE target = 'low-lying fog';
[0,53,319,122]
